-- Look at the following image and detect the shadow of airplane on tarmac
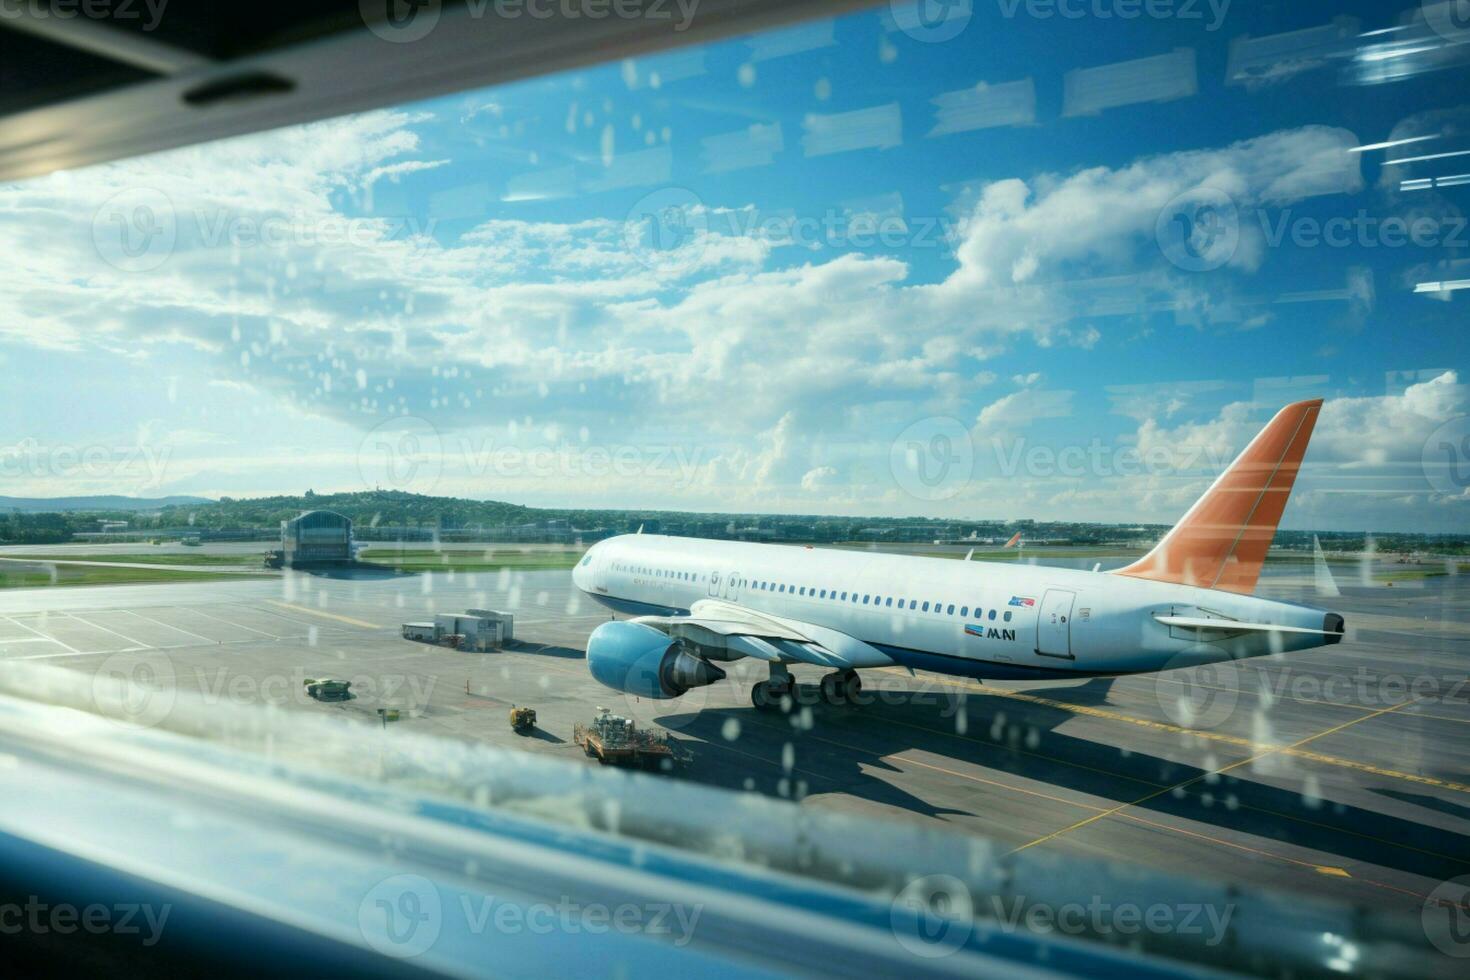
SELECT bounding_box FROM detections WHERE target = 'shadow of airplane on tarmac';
[646,672,1470,885]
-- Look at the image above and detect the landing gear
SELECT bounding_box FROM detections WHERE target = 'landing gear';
[753,667,863,711]
[819,670,862,706]
[752,664,794,713]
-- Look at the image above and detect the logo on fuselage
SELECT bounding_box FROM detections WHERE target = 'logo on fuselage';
[965,624,1017,641]
[1008,596,1035,608]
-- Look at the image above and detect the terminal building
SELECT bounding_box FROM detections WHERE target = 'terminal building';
[280,510,353,567]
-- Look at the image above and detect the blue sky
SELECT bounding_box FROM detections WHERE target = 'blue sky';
[2,1,1468,531]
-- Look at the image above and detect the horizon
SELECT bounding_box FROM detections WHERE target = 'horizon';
[4,487,1468,541]
[3,3,1466,534]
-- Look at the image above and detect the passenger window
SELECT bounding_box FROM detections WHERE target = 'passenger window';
[961,606,968,617]
[921,602,930,612]
[988,610,997,620]
[885,598,893,607]
[947,604,955,615]
[1003,611,1012,622]
[863,595,870,604]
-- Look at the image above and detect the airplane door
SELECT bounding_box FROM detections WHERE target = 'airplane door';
[724,571,741,601]
[1035,589,1075,659]
[708,571,721,597]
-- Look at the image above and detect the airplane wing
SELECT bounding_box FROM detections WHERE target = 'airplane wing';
[632,599,894,669]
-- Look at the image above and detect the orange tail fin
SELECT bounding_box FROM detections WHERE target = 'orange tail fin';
[1114,398,1322,595]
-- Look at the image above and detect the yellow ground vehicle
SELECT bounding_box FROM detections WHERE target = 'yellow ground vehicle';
[509,706,536,734]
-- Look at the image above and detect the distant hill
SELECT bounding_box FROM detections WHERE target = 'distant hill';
[156,490,535,529]
[0,495,213,512]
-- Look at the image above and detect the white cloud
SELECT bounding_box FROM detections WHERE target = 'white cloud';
[976,388,1075,434]
[2,111,1436,523]
[800,465,839,491]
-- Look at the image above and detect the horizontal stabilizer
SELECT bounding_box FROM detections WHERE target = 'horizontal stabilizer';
[1154,615,1338,636]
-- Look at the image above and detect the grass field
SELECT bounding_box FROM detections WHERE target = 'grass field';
[3,553,258,567]
[1373,565,1470,582]
[0,564,263,589]
[357,548,583,573]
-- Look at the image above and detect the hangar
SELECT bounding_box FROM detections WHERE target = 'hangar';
[280,510,353,567]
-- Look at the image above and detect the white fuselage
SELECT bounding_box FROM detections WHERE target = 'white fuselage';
[573,535,1337,680]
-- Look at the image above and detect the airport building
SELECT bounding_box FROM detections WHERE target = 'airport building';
[280,510,353,566]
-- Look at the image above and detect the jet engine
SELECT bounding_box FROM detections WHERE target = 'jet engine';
[586,621,726,699]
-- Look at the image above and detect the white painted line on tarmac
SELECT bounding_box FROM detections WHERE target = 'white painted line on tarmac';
[186,606,284,639]
[64,613,152,650]
[121,608,224,645]
[4,615,79,654]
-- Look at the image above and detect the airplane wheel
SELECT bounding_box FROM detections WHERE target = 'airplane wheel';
[752,681,776,712]
[820,671,861,706]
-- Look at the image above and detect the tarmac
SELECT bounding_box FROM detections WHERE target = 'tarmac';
[0,550,1465,915]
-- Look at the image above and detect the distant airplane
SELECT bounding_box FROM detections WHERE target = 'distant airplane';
[1003,531,1022,549]
[573,400,1343,709]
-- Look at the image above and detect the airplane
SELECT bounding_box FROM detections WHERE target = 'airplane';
[572,399,1344,711]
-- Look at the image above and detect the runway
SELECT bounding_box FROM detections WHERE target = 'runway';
[1,555,1465,915]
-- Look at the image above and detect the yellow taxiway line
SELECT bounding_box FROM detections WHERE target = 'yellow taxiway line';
[1010,698,1420,855]
[264,601,382,630]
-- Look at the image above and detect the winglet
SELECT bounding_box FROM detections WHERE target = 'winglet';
[1114,399,1322,595]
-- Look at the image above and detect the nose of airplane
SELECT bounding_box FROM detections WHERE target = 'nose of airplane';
[1323,612,1345,645]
